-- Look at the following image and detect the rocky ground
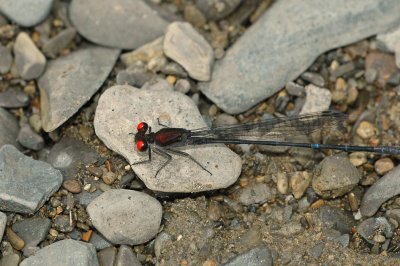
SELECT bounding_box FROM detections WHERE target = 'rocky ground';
[1,0,400,265]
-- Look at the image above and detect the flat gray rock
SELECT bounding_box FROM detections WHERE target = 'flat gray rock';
[19,239,99,266]
[17,123,44,151]
[0,145,63,214]
[0,89,29,108]
[87,189,162,245]
[0,211,6,242]
[42,28,77,58]
[69,0,168,49]
[222,246,273,266]
[0,0,53,27]
[94,85,241,192]
[200,0,400,114]
[0,45,12,74]
[14,32,46,80]
[12,217,51,247]
[377,26,400,52]
[46,137,100,180]
[376,26,400,68]
[0,107,19,148]
[361,165,400,217]
[38,45,119,132]
[163,22,214,81]
[116,245,142,266]
[89,232,113,251]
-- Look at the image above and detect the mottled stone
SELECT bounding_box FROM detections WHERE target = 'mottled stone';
[87,189,162,245]
[94,85,241,192]
[312,155,361,199]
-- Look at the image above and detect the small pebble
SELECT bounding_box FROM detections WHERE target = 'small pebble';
[54,215,75,233]
[213,113,238,127]
[353,210,362,220]
[17,124,44,150]
[202,259,218,266]
[87,165,103,177]
[346,86,358,105]
[0,45,12,74]
[174,79,191,94]
[207,201,221,221]
[63,179,82,193]
[239,178,248,188]
[310,199,325,209]
[6,227,24,250]
[332,78,347,103]
[374,158,394,175]
[147,54,167,73]
[183,4,207,28]
[29,114,42,132]
[83,184,92,191]
[42,28,76,58]
[208,105,218,117]
[348,192,359,211]
[82,230,93,242]
[277,172,289,194]
[290,171,311,199]
[301,72,325,87]
[13,32,46,80]
[166,75,177,85]
[49,228,58,237]
[163,22,214,81]
[300,84,332,114]
[356,121,376,139]
[349,152,367,167]
[373,234,386,243]
[286,81,305,97]
[365,68,378,83]
[102,172,117,185]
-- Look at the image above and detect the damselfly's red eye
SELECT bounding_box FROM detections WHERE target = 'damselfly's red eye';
[136,140,148,151]
[137,122,148,132]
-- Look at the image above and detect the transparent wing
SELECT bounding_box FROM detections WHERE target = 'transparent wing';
[189,111,346,141]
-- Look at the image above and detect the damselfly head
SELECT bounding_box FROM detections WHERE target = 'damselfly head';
[136,139,148,151]
[137,122,148,133]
